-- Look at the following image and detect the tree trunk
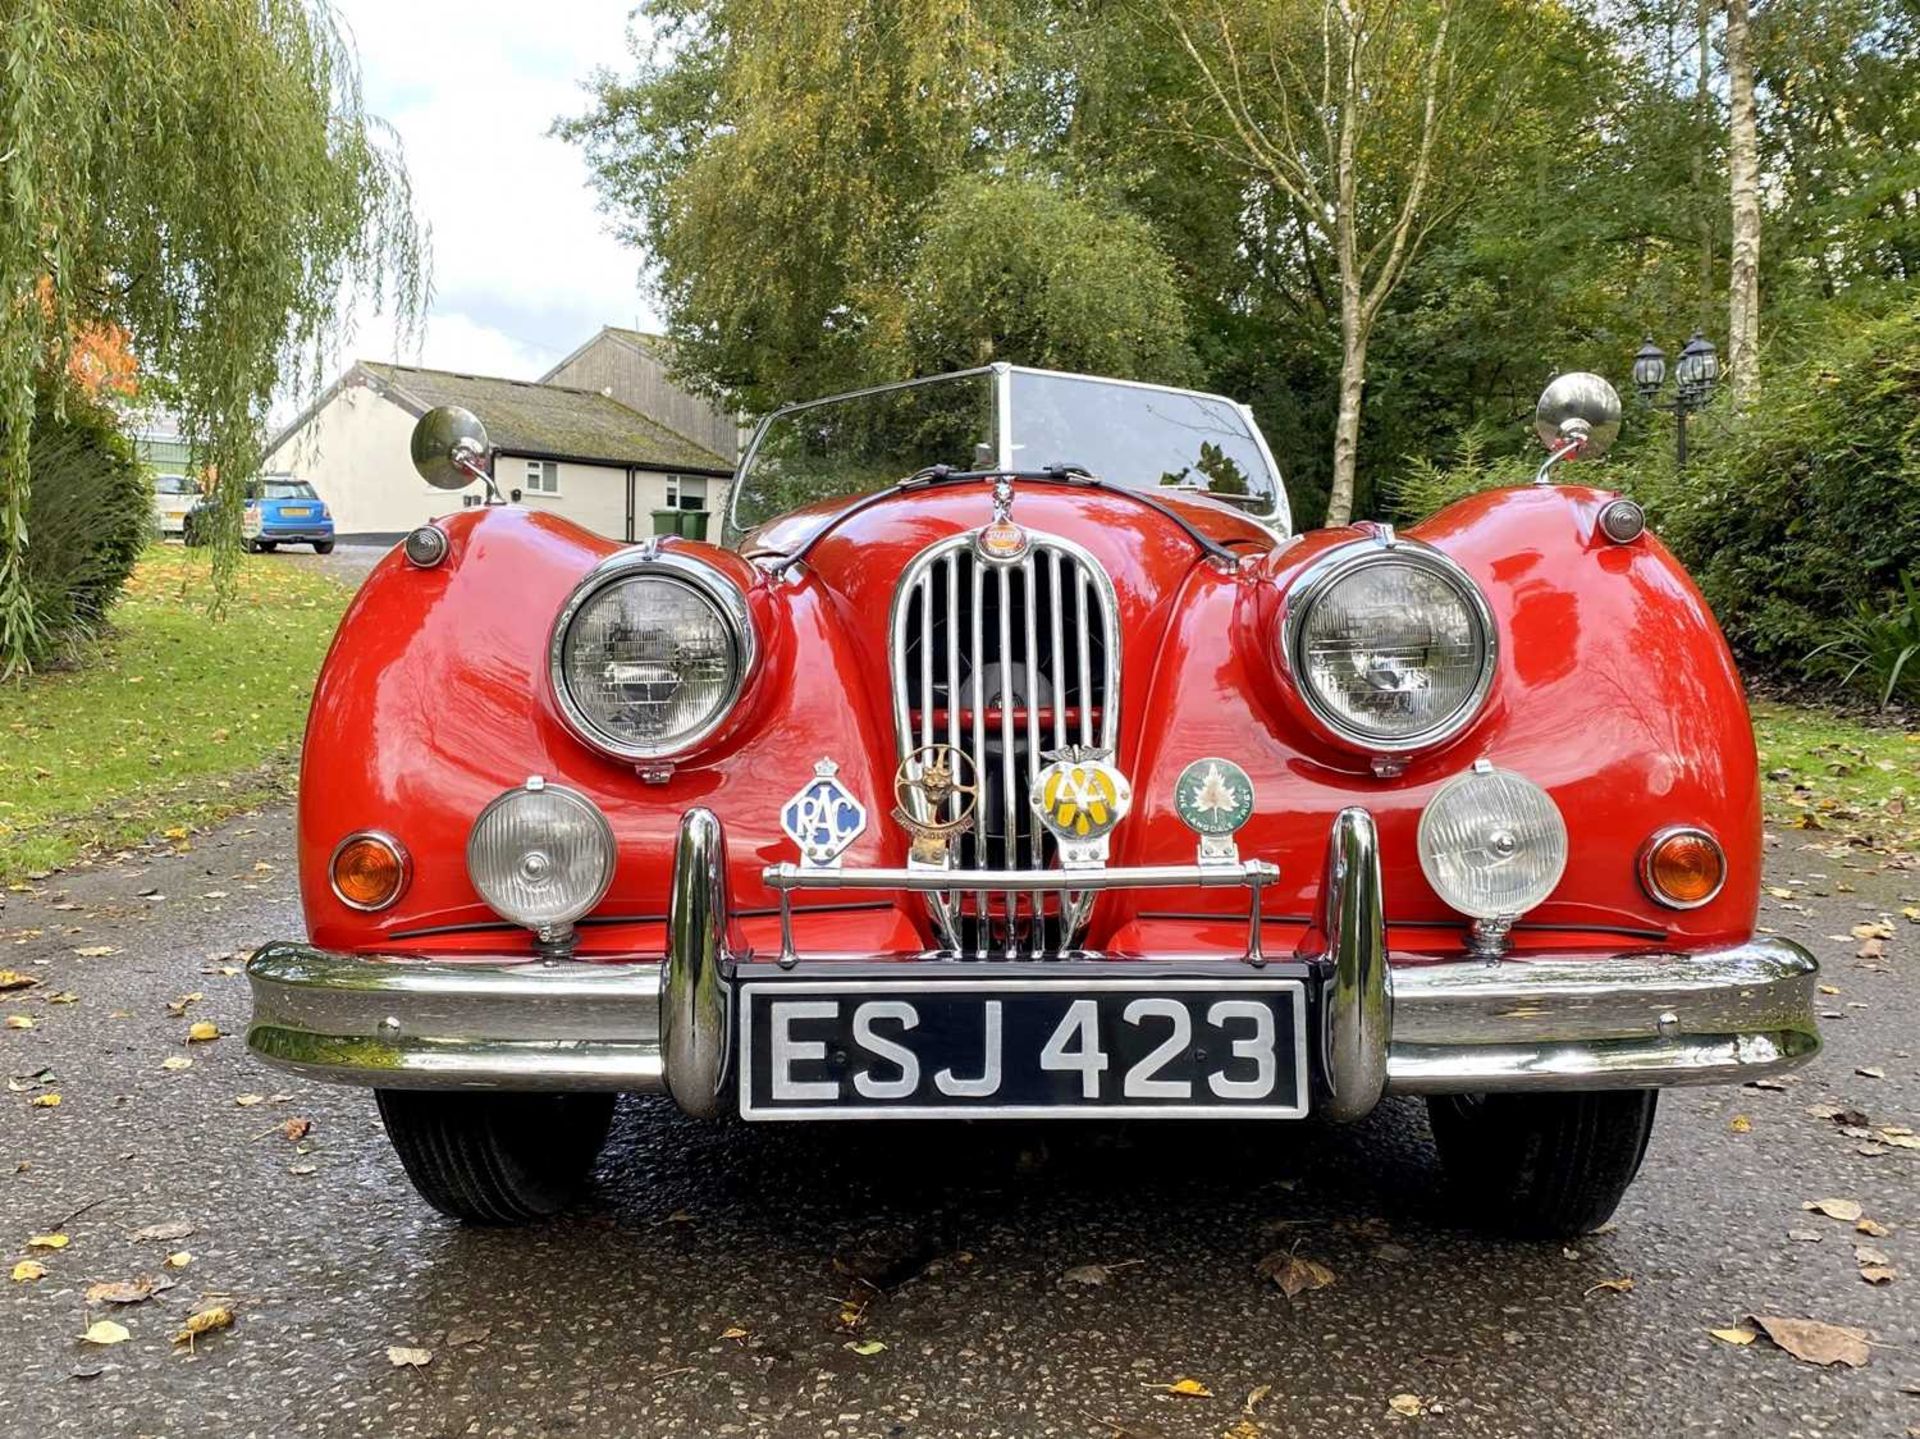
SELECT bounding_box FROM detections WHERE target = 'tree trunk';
[1725,0,1762,406]
[1694,0,1715,330]
[1327,286,1368,528]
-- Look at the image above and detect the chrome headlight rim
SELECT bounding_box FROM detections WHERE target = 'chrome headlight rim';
[465,778,617,931]
[548,548,756,762]
[1281,537,1498,754]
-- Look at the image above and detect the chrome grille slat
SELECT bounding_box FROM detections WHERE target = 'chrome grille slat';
[890,526,1119,955]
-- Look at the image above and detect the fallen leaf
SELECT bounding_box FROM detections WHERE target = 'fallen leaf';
[1729,1115,1752,1134]
[1256,1250,1336,1298]
[1747,1314,1871,1367]
[1882,1134,1920,1150]
[1856,1066,1886,1079]
[6,1015,35,1030]
[29,1092,59,1108]
[233,1094,264,1107]
[1157,1377,1211,1397]
[163,1252,190,1270]
[185,1021,219,1043]
[0,970,38,991]
[1788,1228,1826,1243]
[1857,1218,1892,1238]
[46,992,76,1005]
[1063,1263,1115,1287]
[163,993,203,1017]
[446,1322,491,1347]
[85,1279,152,1305]
[280,1116,311,1142]
[173,1305,234,1345]
[11,1260,47,1282]
[386,1345,432,1368]
[718,1326,748,1342]
[71,946,116,958]
[844,1339,888,1356]
[128,1220,194,1242]
[1708,1326,1758,1345]
[27,1233,70,1249]
[81,1320,130,1345]
[1388,1393,1426,1417]
[160,1056,192,1072]
[1244,1383,1272,1414]
[1586,1276,1635,1296]
[1804,1197,1864,1222]
[1861,1266,1897,1285]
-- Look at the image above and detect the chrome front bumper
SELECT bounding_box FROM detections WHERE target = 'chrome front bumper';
[246,808,1821,1111]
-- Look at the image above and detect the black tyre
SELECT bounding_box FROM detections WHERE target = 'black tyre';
[256,540,277,552]
[313,540,335,554]
[1427,1089,1658,1239]
[374,1090,616,1224]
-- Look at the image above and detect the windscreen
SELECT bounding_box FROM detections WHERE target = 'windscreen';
[728,367,1282,543]
[728,372,995,540]
[1009,370,1276,507]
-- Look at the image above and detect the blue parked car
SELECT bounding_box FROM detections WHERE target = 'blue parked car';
[185,476,336,553]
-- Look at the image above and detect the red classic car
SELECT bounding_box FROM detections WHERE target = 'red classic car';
[245,364,1819,1235]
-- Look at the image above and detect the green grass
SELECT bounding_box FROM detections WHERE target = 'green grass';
[0,545,350,881]
[1751,700,1918,852]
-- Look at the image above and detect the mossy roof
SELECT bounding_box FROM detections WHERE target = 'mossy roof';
[360,362,730,474]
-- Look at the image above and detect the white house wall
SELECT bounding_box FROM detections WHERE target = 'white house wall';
[265,382,486,538]
[501,455,629,538]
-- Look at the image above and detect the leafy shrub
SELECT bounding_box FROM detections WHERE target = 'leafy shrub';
[1655,306,1920,665]
[20,378,151,665]
[1806,573,1920,708]
[1380,423,1538,520]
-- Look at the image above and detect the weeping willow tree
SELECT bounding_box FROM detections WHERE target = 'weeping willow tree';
[0,0,426,674]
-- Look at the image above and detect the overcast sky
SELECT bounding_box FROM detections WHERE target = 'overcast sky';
[325,0,660,384]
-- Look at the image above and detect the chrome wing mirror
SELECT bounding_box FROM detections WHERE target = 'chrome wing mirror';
[411,405,500,502]
[1532,373,1621,485]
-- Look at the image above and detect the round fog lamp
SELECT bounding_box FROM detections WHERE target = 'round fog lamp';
[330,832,409,912]
[467,779,616,935]
[1418,764,1567,920]
[1641,827,1725,908]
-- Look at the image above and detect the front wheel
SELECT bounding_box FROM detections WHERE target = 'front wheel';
[375,1090,615,1224]
[313,540,335,554]
[1427,1090,1657,1239]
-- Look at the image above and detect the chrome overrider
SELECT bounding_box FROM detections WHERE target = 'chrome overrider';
[245,808,1821,1106]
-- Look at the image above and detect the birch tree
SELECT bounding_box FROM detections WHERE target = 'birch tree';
[1169,0,1525,525]
[1725,0,1762,403]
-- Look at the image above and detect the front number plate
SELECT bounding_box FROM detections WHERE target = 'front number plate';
[738,977,1308,1120]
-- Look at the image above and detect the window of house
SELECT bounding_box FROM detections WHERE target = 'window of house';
[522,460,559,495]
[665,475,707,511]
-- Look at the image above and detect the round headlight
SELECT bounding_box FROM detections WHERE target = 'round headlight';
[550,552,753,760]
[1284,542,1495,750]
[1418,764,1567,920]
[467,779,616,934]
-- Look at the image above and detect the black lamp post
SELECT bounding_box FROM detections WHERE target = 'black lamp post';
[1632,330,1719,469]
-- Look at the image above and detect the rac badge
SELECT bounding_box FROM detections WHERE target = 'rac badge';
[893,744,977,869]
[1174,757,1254,866]
[781,759,868,870]
[1031,747,1133,870]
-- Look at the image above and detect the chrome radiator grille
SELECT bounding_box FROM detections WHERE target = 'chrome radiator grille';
[889,530,1119,953]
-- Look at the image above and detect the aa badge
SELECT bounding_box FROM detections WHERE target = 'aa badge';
[1030,747,1132,869]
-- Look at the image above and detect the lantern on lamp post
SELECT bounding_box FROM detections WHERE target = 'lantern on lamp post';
[1632,330,1719,470]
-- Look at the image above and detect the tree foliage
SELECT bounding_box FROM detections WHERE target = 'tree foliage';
[569,0,1919,540]
[0,0,425,673]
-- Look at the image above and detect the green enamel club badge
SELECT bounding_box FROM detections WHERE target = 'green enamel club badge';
[1175,757,1254,864]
